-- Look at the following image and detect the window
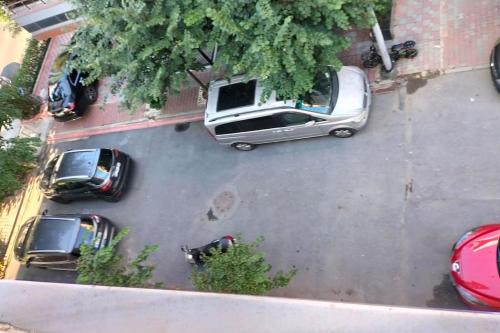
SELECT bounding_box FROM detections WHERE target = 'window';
[14,220,34,260]
[23,10,78,33]
[296,70,339,114]
[31,255,70,264]
[56,151,97,179]
[55,181,86,191]
[276,113,315,126]
[215,122,240,135]
[91,149,113,185]
[41,156,59,189]
[216,80,257,111]
[215,115,280,135]
[73,220,95,255]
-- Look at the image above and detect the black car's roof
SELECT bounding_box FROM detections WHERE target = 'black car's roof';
[28,216,81,254]
[54,149,100,181]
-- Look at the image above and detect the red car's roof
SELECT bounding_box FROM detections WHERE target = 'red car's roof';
[451,225,500,301]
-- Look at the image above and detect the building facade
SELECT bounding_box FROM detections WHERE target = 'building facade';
[4,0,78,40]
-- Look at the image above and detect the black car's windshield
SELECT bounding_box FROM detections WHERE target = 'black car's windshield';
[72,220,95,255]
[296,69,339,114]
[14,219,35,260]
[90,149,113,185]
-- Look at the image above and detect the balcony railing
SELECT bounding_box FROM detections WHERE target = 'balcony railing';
[4,0,47,14]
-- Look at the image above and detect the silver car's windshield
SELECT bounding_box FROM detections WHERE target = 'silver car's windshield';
[296,70,339,114]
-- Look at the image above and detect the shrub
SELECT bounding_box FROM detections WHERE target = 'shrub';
[77,227,162,288]
[0,137,40,202]
[0,83,41,121]
[191,235,296,295]
[12,38,49,95]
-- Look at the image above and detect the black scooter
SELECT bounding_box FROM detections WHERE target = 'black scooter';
[361,40,418,69]
[181,235,235,266]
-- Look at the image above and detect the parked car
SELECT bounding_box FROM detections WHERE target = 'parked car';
[48,50,98,121]
[40,148,131,203]
[204,66,371,151]
[491,39,500,92]
[450,224,500,309]
[14,214,116,270]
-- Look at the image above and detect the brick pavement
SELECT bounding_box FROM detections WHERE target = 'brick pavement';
[391,0,499,76]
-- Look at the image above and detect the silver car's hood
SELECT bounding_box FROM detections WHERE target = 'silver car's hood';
[333,67,366,116]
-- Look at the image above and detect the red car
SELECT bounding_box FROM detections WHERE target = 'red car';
[450,225,500,309]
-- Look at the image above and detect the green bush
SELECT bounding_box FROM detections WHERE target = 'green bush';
[0,137,40,202]
[77,227,162,288]
[0,6,22,37]
[0,83,41,121]
[12,38,49,95]
[191,235,297,295]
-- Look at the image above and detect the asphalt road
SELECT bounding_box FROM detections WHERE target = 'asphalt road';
[16,68,500,310]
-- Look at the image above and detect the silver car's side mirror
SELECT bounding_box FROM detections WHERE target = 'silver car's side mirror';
[305,120,316,127]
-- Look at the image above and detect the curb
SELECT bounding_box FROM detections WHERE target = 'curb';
[369,63,491,94]
[48,111,204,142]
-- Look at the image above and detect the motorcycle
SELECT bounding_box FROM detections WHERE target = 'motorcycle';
[361,40,418,69]
[181,235,235,266]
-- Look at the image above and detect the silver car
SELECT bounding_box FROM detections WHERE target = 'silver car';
[204,66,371,151]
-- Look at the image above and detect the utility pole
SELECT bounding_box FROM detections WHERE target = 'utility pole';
[370,8,393,72]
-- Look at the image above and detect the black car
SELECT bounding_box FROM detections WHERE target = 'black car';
[14,214,116,270]
[48,51,98,121]
[491,39,500,92]
[40,148,131,203]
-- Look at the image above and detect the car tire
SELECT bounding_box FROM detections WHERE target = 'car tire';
[50,197,71,204]
[330,128,356,138]
[83,85,98,104]
[232,143,257,151]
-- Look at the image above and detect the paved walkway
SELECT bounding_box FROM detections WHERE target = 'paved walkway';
[392,0,499,75]
[22,0,500,142]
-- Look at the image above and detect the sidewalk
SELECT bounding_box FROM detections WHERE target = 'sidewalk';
[22,0,500,143]
[0,174,45,279]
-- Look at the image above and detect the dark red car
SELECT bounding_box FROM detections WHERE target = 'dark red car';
[450,225,500,309]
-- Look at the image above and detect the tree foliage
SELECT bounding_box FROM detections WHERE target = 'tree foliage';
[12,38,49,95]
[191,235,296,295]
[0,5,22,37]
[77,227,162,288]
[69,0,388,109]
[0,137,40,202]
[0,84,41,126]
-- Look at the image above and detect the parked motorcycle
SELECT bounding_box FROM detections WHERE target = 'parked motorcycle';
[181,235,235,266]
[361,40,418,69]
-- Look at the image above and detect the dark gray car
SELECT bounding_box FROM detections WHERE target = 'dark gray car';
[14,214,116,271]
[40,148,131,203]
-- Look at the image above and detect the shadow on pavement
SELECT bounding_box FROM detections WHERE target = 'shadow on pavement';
[426,274,467,310]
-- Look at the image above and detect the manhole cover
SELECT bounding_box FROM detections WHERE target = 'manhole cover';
[213,191,235,213]
[206,189,239,222]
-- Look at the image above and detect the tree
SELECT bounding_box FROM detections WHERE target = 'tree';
[0,83,41,127]
[0,4,22,37]
[68,0,388,109]
[77,227,162,288]
[11,38,49,95]
[191,236,296,295]
[0,137,40,202]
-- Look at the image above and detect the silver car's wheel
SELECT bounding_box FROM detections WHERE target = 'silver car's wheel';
[331,128,355,138]
[233,143,256,151]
